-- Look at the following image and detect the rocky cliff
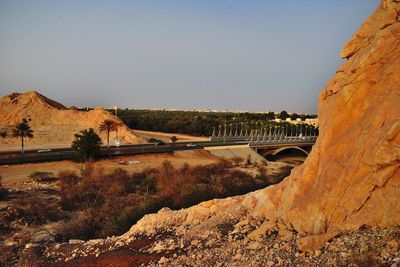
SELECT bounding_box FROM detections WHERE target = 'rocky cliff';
[121,0,400,250]
[0,91,144,148]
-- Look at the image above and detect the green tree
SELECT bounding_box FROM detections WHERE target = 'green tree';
[279,110,289,120]
[170,135,178,146]
[99,119,118,158]
[12,119,34,155]
[71,128,102,162]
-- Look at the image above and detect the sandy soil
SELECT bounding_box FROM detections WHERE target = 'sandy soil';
[0,150,219,187]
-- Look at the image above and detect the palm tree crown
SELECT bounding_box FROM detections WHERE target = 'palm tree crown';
[12,119,34,155]
[12,120,34,139]
[99,120,118,134]
[99,120,119,158]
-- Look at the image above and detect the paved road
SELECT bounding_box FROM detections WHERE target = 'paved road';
[0,141,249,165]
[0,140,316,165]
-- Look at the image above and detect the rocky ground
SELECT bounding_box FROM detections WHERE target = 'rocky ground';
[14,213,400,267]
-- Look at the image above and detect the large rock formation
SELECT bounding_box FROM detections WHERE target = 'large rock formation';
[120,0,400,250]
[0,91,144,148]
[248,0,400,233]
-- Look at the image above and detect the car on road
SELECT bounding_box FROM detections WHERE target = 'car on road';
[186,143,197,148]
[37,149,52,153]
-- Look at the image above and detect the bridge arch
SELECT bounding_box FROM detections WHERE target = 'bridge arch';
[259,146,309,161]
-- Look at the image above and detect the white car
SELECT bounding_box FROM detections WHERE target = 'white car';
[37,149,51,153]
[186,143,197,147]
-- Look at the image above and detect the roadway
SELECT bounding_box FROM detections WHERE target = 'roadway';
[0,141,250,165]
[0,139,317,165]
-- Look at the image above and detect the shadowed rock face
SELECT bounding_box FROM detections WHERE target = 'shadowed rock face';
[244,0,400,234]
[122,0,400,247]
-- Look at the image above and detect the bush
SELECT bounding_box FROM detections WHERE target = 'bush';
[71,128,102,162]
[57,210,101,242]
[56,159,282,240]
[15,192,64,225]
[0,175,8,201]
[107,198,164,236]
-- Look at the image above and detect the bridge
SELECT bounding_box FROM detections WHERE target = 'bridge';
[211,123,318,160]
[0,124,318,164]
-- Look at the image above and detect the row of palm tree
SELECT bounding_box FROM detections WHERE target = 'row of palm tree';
[1,118,121,156]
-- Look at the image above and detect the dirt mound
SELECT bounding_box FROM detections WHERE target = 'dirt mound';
[0,91,144,148]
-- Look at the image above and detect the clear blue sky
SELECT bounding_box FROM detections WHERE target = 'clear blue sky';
[0,0,380,113]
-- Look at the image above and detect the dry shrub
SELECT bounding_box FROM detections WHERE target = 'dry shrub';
[59,167,133,211]
[57,210,100,242]
[0,245,20,267]
[0,175,8,201]
[57,159,280,239]
[14,192,63,225]
[151,160,262,209]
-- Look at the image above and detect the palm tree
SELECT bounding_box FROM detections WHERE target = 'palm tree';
[12,119,34,155]
[170,135,178,146]
[99,119,118,158]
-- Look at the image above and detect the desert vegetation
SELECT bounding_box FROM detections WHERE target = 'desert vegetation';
[57,159,285,240]
[0,158,288,240]
[0,157,294,265]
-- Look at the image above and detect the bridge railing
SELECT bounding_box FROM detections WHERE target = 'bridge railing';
[210,124,318,145]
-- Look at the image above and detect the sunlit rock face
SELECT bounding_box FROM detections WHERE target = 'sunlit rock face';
[0,91,145,147]
[244,0,400,235]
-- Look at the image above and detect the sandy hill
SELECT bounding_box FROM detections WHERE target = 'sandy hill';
[0,91,144,149]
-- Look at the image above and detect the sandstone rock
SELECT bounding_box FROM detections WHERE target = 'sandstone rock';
[4,239,18,247]
[248,220,276,241]
[278,229,293,241]
[297,232,340,252]
[68,239,85,245]
[240,0,400,241]
[246,241,263,250]
[31,230,55,243]
[191,240,200,247]
[266,260,275,266]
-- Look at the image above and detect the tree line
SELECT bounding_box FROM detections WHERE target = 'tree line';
[112,109,317,136]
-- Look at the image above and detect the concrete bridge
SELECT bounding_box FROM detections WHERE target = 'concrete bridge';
[210,123,318,160]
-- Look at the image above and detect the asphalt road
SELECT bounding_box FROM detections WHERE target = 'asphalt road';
[0,141,246,165]
[0,140,315,165]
